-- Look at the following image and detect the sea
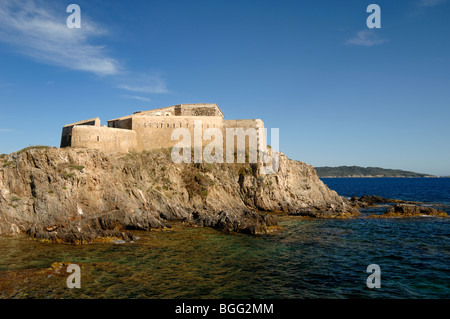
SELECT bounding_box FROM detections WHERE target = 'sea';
[0,178,448,299]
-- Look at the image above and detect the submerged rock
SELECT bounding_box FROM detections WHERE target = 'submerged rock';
[288,207,358,218]
[368,204,448,218]
[183,209,279,234]
[349,195,421,208]
[0,147,359,243]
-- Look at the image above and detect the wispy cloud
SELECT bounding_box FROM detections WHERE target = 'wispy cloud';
[0,128,16,133]
[117,75,169,94]
[418,0,447,7]
[0,0,120,76]
[346,30,387,47]
[0,0,170,95]
[121,95,152,102]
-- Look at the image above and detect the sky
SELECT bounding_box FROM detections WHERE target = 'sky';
[0,0,449,175]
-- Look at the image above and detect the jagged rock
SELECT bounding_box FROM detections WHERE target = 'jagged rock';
[349,195,417,208]
[0,147,359,243]
[288,206,358,218]
[184,210,278,234]
[368,204,448,218]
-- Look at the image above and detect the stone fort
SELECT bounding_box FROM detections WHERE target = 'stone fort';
[60,103,265,154]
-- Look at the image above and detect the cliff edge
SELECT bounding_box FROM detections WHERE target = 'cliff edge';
[0,147,359,243]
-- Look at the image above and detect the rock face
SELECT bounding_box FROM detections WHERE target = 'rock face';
[349,195,410,208]
[0,147,359,243]
[369,204,448,218]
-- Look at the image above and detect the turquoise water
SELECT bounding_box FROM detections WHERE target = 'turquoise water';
[0,178,449,299]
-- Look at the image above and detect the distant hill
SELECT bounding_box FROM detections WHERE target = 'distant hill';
[315,166,433,178]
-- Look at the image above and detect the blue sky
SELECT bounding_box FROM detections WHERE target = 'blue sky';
[0,0,449,175]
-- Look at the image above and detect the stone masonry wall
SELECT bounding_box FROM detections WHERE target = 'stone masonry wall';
[61,107,265,156]
[178,104,223,117]
[222,119,266,153]
[71,126,137,153]
[132,115,224,151]
[60,118,100,148]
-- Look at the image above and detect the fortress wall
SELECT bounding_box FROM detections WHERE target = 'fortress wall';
[222,119,264,130]
[59,107,267,156]
[60,127,73,148]
[131,106,176,117]
[222,119,266,152]
[132,116,224,151]
[60,118,100,148]
[107,118,132,129]
[178,104,223,117]
[71,125,137,153]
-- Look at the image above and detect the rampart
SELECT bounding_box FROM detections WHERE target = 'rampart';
[223,119,266,152]
[60,118,100,148]
[132,115,224,151]
[71,126,137,154]
[60,104,265,154]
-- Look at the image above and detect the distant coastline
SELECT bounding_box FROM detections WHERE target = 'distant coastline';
[315,166,436,178]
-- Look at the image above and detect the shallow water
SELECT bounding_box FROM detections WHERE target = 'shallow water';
[0,178,449,299]
[0,215,448,299]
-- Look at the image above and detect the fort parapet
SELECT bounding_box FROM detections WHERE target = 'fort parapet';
[60,104,265,154]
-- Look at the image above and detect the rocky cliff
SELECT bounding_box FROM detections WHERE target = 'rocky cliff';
[0,147,359,243]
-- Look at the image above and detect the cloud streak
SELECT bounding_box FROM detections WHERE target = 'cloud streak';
[0,0,120,76]
[418,0,447,7]
[121,95,152,102]
[117,75,169,94]
[0,0,169,94]
[346,30,387,47]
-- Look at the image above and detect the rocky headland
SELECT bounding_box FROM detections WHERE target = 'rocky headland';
[0,147,359,244]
